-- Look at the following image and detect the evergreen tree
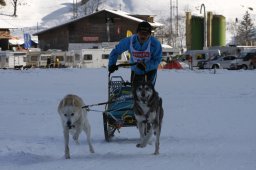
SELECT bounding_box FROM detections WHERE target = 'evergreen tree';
[236,11,255,45]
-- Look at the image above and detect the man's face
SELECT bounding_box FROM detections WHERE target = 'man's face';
[138,31,150,43]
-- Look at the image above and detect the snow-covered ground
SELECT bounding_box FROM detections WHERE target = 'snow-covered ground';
[0,68,255,170]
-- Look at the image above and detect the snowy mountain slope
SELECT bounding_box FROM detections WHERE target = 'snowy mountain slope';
[0,0,73,28]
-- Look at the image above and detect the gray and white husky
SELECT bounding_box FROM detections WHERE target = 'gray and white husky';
[58,94,94,159]
[133,82,164,155]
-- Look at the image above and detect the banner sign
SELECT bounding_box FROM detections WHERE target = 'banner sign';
[24,33,32,49]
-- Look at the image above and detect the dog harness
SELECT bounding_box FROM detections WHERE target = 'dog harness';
[130,35,151,62]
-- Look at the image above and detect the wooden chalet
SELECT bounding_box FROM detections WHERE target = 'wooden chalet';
[33,9,162,51]
[0,20,15,51]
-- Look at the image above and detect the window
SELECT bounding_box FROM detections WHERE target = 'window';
[83,54,92,60]
[56,56,64,61]
[162,52,167,56]
[230,56,236,60]
[66,56,73,62]
[31,56,38,61]
[196,54,206,60]
[41,56,49,60]
[75,54,80,61]
[14,53,26,56]
[102,54,109,59]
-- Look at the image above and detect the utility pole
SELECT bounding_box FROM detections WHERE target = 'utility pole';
[73,0,78,19]
[170,0,179,47]
[200,4,207,48]
[170,0,173,38]
[176,0,178,37]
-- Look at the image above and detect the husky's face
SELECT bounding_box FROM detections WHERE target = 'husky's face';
[135,83,154,104]
[60,106,81,129]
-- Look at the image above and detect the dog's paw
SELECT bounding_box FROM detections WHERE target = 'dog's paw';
[153,151,160,155]
[73,136,80,144]
[65,154,71,159]
[136,143,145,148]
[90,148,95,153]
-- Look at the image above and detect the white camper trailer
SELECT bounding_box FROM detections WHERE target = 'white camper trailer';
[0,51,27,69]
[26,51,41,67]
[73,48,128,68]
[51,51,66,68]
[184,49,221,67]
[38,52,52,68]
[161,44,180,61]
[27,50,66,68]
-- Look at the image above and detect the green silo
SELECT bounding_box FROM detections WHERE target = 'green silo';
[191,16,204,50]
[212,15,226,46]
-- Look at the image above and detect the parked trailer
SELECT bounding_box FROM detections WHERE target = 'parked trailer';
[73,48,128,68]
[207,46,256,56]
[183,49,221,67]
[26,51,41,67]
[38,52,53,68]
[64,50,76,68]
[1,48,129,69]
[0,51,27,69]
[51,51,66,68]
[161,44,180,61]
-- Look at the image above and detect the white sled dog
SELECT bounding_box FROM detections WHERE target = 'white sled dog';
[133,82,164,155]
[58,94,94,159]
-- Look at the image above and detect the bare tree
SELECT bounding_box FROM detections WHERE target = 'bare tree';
[81,0,89,5]
[227,18,239,45]
[10,0,27,17]
[155,15,185,49]
[83,0,105,15]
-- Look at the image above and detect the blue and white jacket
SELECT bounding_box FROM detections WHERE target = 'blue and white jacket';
[108,34,162,75]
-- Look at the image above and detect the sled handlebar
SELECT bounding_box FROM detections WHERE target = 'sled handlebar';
[108,63,137,76]
[116,63,137,67]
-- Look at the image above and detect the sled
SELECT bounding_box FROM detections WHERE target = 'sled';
[103,65,137,142]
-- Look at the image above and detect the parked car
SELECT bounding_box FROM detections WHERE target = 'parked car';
[201,55,237,69]
[197,55,220,69]
[229,52,256,70]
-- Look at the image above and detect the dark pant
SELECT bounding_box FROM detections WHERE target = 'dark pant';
[131,69,157,87]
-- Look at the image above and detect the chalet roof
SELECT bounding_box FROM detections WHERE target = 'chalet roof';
[33,9,163,36]
[0,19,16,29]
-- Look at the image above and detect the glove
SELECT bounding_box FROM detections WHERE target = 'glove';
[136,62,146,71]
[108,64,118,73]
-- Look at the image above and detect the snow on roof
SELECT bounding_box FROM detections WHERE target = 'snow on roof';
[8,35,38,45]
[9,39,24,45]
[0,19,16,29]
[162,44,173,49]
[104,9,163,27]
[34,9,163,35]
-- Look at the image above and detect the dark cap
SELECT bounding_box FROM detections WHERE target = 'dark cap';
[137,21,152,34]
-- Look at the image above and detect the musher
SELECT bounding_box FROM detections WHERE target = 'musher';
[108,21,162,86]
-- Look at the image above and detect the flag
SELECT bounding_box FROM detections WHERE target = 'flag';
[24,33,32,49]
